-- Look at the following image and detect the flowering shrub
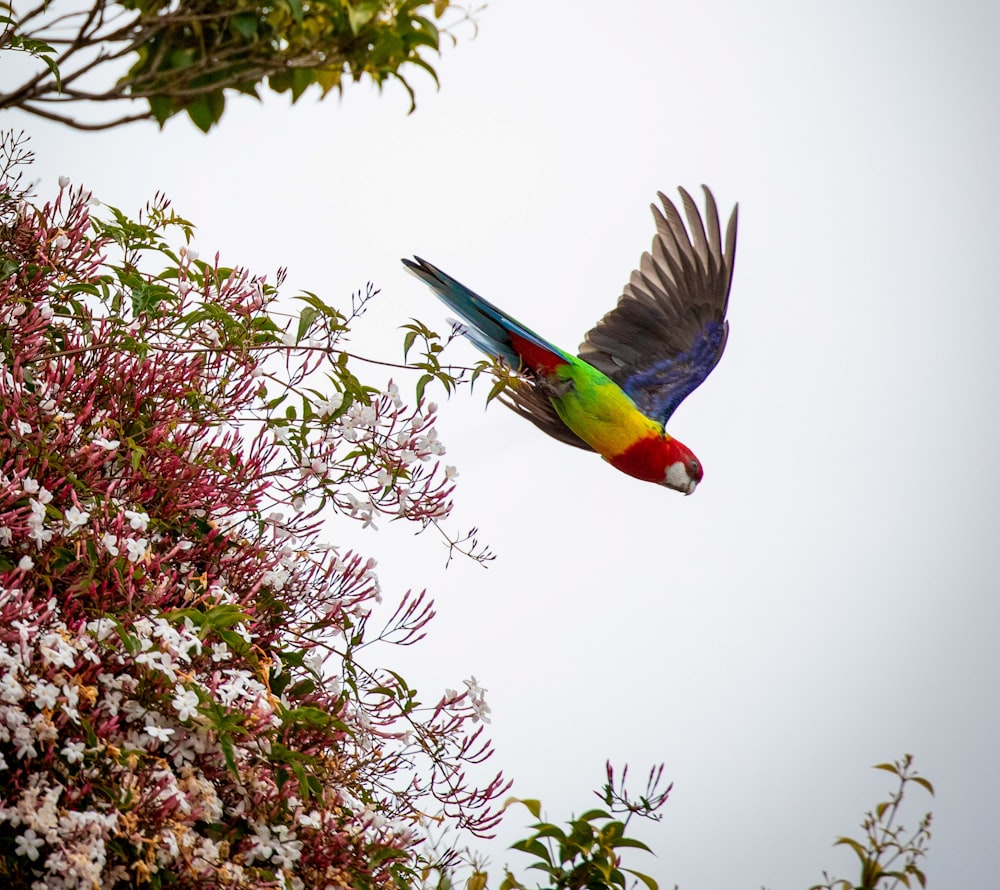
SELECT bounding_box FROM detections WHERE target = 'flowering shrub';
[0,131,506,889]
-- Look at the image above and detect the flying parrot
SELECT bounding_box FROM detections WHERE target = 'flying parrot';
[402,186,738,495]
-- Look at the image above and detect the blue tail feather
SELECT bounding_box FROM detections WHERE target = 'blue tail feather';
[402,257,563,370]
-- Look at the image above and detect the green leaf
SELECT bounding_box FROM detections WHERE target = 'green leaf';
[347,1,379,34]
[38,49,62,90]
[510,839,551,864]
[910,776,935,795]
[284,0,304,25]
[231,14,258,40]
[415,372,433,404]
[403,328,418,360]
[498,873,526,890]
[186,94,223,133]
[833,836,868,860]
[623,868,660,890]
[531,823,568,842]
[290,67,314,102]
[296,305,319,342]
[612,837,654,853]
[79,716,99,748]
[486,377,507,403]
[578,808,611,822]
[282,705,332,728]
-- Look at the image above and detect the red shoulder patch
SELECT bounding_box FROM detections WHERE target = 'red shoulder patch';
[508,331,569,377]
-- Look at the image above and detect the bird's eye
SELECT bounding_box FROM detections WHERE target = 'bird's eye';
[688,459,700,475]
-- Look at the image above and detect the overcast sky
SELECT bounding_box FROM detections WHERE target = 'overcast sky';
[16,1,1000,886]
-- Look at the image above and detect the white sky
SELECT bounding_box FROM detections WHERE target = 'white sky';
[15,1,1000,886]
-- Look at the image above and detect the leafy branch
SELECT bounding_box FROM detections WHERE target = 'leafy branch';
[812,755,934,890]
[0,0,484,131]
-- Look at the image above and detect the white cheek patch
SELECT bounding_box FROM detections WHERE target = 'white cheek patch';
[665,461,690,491]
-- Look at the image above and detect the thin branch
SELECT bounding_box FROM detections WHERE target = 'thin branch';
[17,99,153,129]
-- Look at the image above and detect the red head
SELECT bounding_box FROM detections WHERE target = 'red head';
[608,434,703,494]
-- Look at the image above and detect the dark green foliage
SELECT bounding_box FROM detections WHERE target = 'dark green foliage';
[1,0,480,131]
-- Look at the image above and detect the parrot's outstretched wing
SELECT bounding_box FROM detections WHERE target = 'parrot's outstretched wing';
[578,186,738,426]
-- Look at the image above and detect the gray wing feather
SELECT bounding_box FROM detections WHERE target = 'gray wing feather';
[578,186,738,421]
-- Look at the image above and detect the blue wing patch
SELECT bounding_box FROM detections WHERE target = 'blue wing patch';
[621,321,728,424]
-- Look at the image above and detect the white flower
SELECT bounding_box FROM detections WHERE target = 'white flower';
[58,175,70,189]
[101,533,120,556]
[33,679,60,710]
[316,391,344,416]
[0,672,25,703]
[14,828,44,860]
[39,633,77,668]
[211,641,230,662]
[272,833,303,868]
[15,420,31,436]
[51,233,70,250]
[28,499,47,524]
[298,810,322,829]
[61,740,86,764]
[172,688,200,721]
[124,509,149,531]
[13,724,37,759]
[444,465,459,480]
[261,568,289,591]
[91,436,119,450]
[124,537,147,562]
[64,505,90,533]
[22,477,39,494]
[463,675,492,724]
[17,555,33,571]
[145,724,174,743]
[303,650,325,675]
[384,383,402,408]
[86,617,116,641]
[28,525,53,548]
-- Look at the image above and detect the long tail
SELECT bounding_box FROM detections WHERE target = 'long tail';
[402,257,569,376]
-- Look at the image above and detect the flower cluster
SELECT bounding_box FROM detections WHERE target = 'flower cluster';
[0,139,506,888]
